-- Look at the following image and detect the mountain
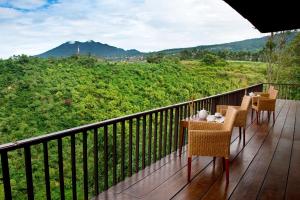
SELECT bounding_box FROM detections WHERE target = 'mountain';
[37,32,298,58]
[159,31,298,54]
[37,40,143,58]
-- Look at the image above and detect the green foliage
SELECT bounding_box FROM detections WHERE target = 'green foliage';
[263,31,300,83]
[0,56,267,199]
[146,53,165,63]
[201,53,219,65]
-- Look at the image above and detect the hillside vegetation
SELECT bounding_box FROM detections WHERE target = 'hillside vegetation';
[0,56,266,144]
[0,56,267,199]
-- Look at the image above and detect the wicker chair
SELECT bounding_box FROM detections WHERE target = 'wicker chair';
[187,107,238,183]
[216,95,251,146]
[252,85,275,107]
[252,89,278,124]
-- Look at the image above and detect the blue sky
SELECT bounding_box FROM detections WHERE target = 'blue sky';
[0,0,266,58]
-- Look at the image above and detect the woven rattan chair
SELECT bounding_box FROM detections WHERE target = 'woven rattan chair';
[216,95,251,146]
[252,85,275,107]
[187,107,238,183]
[252,89,278,124]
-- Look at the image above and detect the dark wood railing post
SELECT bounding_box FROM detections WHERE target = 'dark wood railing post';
[24,146,34,200]
[43,142,51,200]
[1,152,12,200]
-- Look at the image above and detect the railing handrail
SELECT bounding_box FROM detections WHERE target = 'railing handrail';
[0,83,263,152]
[263,82,300,86]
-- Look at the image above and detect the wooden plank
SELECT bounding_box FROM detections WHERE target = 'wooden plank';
[228,100,291,200]
[124,127,241,199]
[197,100,287,200]
[285,101,300,199]
[94,100,288,200]
[93,192,138,200]
[102,146,189,195]
[257,101,296,200]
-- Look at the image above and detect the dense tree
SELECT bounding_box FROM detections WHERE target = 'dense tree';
[0,56,267,199]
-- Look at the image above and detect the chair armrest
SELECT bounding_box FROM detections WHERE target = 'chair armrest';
[258,98,276,105]
[189,121,223,130]
[189,130,230,136]
[228,106,241,110]
[252,96,269,104]
[254,92,270,97]
[216,105,230,116]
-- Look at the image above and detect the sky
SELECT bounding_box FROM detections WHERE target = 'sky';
[0,0,267,58]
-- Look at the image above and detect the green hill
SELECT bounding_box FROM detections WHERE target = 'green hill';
[37,40,143,58]
[159,31,298,54]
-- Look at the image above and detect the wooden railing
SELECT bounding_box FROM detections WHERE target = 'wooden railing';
[263,83,300,100]
[0,83,286,200]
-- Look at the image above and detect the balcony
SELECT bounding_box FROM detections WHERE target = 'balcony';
[0,83,299,200]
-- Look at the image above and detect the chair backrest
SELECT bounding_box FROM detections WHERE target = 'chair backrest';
[269,89,278,99]
[223,107,238,131]
[189,98,195,116]
[240,95,251,111]
[268,85,275,93]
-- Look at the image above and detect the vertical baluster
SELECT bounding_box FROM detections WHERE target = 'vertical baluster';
[43,142,51,200]
[135,117,140,173]
[113,123,117,185]
[57,139,65,200]
[121,120,125,180]
[71,135,77,200]
[83,131,88,199]
[93,129,98,196]
[148,113,152,165]
[158,111,163,160]
[211,97,216,114]
[142,115,146,169]
[1,151,12,200]
[104,126,108,190]
[128,119,133,176]
[174,107,179,151]
[153,112,158,162]
[169,108,173,154]
[24,146,34,200]
[163,109,168,157]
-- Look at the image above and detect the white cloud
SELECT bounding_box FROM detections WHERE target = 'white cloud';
[0,7,21,19]
[0,0,267,58]
[4,0,48,10]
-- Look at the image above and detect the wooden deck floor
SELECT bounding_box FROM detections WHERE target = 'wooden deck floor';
[95,99,300,200]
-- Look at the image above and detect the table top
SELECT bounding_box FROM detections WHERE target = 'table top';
[181,115,225,124]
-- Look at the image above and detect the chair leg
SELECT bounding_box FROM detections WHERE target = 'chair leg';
[179,127,184,157]
[225,158,229,184]
[222,157,225,171]
[251,109,253,121]
[239,127,241,138]
[267,111,270,122]
[243,127,246,147]
[213,156,216,164]
[256,111,259,124]
[188,157,192,182]
[273,111,275,124]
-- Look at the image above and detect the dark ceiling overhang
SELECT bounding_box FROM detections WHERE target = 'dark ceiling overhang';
[224,0,300,33]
